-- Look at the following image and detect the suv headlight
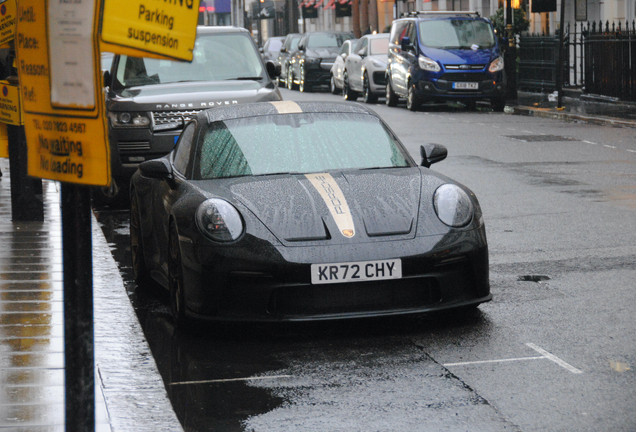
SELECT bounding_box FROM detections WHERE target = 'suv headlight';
[433,184,473,227]
[418,55,441,72]
[108,111,151,128]
[196,198,244,242]
[489,57,504,73]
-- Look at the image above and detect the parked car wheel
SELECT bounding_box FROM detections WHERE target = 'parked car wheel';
[169,224,190,328]
[330,74,339,95]
[362,72,377,104]
[287,70,295,90]
[385,77,399,107]
[406,81,421,111]
[299,67,311,92]
[343,72,358,101]
[491,96,506,112]
[130,192,151,288]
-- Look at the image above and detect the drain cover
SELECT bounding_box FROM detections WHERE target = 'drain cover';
[507,135,579,142]
[518,275,551,282]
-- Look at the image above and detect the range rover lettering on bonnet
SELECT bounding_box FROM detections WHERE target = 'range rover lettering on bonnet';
[155,101,239,109]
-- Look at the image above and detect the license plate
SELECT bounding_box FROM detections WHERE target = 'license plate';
[453,82,478,89]
[311,259,402,285]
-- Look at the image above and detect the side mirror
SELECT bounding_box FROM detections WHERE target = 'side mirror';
[259,47,264,53]
[340,52,347,59]
[266,60,281,78]
[139,158,173,179]
[357,48,366,57]
[400,36,411,52]
[102,70,111,87]
[420,144,447,168]
[280,46,287,52]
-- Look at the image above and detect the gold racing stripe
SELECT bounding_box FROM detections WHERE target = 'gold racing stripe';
[271,101,303,114]
[305,173,356,238]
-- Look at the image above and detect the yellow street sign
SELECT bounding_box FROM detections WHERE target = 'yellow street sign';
[16,0,110,186]
[100,0,201,61]
[0,122,8,158]
[0,81,21,125]
[0,0,16,46]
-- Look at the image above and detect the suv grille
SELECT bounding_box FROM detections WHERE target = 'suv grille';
[152,109,202,125]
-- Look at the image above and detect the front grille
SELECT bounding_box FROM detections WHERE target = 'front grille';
[439,72,488,82]
[372,71,386,86]
[444,64,485,70]
[152,109,202,125]
[268,277,441,316]
[118,142,151,152]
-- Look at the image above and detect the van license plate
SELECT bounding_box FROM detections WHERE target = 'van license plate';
[311,259,402,284]
[453,82,479,89]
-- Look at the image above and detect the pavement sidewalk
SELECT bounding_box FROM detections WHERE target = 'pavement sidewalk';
[0,158,182,431]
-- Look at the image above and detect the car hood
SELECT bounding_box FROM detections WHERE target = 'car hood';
[420,46,499,65]
[227,169,422,246]
[107,80,281,111]
[306,47,341,59]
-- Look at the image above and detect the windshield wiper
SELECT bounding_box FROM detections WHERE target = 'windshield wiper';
[230,76,264,81]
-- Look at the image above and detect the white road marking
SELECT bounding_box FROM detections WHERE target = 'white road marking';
[582,140,597,144]
[603,144,616,149]
[443,356,545,367]
[526,343,583,374]
[170,375,293,386]
[627,149,636,153]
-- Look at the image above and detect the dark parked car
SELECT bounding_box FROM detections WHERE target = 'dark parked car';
[130,101,491,327]
[288,31,355,92]
[278,33,303,87]
[386,11,506,111]
[100,26,281,204]
[260,36,285,65]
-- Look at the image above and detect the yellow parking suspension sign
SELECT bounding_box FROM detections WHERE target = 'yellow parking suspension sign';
[0,0,16,46]
[16,0,110,186]
[100,0,200,61]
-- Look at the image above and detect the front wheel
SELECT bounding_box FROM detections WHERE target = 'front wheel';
[287,69,295,90]
[385,78,398,107]
[330,74,339,95]
[130,192,151,289]
[362,72,377,104]
[169,225,190,329]
[343,72,358,101]
[491,97,506,112]
[406,82,421,111]
[299,67,311,92]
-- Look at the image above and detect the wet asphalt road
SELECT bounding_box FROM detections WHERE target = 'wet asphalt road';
[94,88,636,431]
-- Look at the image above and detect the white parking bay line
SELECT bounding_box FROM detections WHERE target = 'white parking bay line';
[443,356,545,367]
[170,375,293,386]
[526,343,583,374]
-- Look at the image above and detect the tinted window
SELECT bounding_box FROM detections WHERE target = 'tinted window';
[418,19,495,49]
[114,32,264,88]
[306,33,354,49]
[197,113,410,179]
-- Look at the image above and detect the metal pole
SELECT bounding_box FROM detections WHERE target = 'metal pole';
[557,0,566,108]
[62,183,94,432]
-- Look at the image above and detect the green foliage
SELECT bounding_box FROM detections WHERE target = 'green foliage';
[490,8,530,36]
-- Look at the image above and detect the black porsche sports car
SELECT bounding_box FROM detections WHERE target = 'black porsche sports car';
[130,101,490,326]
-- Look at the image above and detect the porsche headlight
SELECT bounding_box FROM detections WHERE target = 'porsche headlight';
[418,55,441,72]
[433,184,474,227]
[195,199,244,242]
[108,111,151,128]
[489,56,504,73]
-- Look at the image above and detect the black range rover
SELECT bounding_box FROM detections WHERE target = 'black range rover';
[101,26,282,203]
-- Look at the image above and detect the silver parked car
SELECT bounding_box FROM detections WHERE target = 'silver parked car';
[343,33,390,103]
[330,38,358,94]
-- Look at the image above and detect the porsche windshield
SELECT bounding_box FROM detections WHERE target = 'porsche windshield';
[418,19,495,49]
[197,113,411,179]
[114,33,264,88]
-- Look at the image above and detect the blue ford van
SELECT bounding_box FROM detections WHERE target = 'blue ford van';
[385,11,506,111]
